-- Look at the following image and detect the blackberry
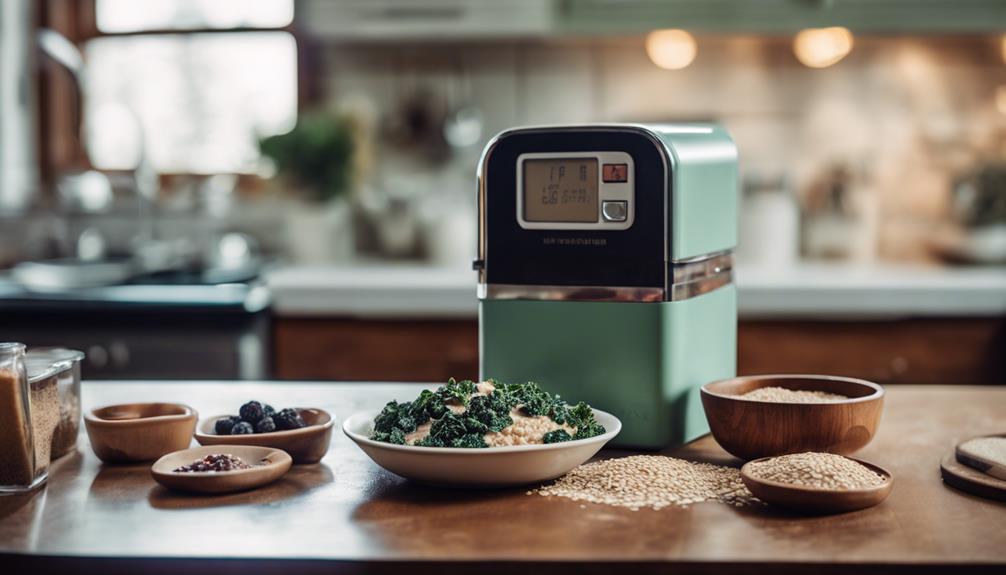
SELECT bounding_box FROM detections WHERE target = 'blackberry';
[215,415,242,435]
[274,408,306,430]
[230,421,255,435]
[255,417,277,434]
[239,401,265,423]
[263,404,276,418]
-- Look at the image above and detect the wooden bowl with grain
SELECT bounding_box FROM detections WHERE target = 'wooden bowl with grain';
[84,403,197,463]
[740,456,893,514]
[700,375,884,461]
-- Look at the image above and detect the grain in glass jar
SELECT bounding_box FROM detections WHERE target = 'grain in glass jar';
[0,342,59,493]
[26,348,84,459]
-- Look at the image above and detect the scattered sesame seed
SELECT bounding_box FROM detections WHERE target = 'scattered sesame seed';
[531,455,759,510]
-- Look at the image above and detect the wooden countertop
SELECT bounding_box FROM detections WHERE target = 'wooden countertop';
[1,381,1004,574]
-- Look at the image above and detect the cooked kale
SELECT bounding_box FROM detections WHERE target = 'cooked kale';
[463,417,489,434]
[369,379,606,447]
[406,389,444,424]
[496,381,554,416]
[565,402,595,428]
[414,435,445,448]
[542,429,573,444]
[518,385,553,416]
[451,433,489,448]
[574,421,606,440]
[373,401,409,433]
[371,427,407,445]
[429,411,467,440]
[466,394,513,432]
[438,378,477,407]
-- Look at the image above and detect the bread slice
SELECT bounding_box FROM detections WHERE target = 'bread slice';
[956,435,1006,481]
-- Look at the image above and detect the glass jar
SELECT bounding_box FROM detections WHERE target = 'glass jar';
[0,342,56,493]
[26,348,84,459]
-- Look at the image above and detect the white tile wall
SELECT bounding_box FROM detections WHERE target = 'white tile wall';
[319,35,1006,259]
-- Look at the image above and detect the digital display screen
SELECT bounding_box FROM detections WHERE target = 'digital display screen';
[523,158,598,223]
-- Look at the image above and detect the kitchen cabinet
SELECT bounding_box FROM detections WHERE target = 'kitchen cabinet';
[296,0,1006,42]
[274,318,479,382]
[562,0,1006,35]
[273,317,1005,384]
[738,318,1006,385]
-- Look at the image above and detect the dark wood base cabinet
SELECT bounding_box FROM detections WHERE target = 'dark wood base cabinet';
[738,318,1005,385]
[274,318,479,382]
[273,317,1005,385]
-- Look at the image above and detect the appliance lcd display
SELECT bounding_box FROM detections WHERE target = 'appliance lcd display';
[523,158,598,223]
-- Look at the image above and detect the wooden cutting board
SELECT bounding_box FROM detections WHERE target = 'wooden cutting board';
[956,434,1006,480]
[940,447,1006,502]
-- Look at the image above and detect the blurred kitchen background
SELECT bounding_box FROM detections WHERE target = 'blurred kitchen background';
[1,0,1004,384]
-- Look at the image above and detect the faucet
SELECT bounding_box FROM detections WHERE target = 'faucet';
[35,26,160,260]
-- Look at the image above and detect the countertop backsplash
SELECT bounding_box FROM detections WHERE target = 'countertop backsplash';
[319,35,1006,263]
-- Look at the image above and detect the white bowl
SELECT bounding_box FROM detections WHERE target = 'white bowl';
[343,409,621,487]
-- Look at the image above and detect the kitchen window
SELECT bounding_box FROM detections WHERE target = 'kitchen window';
[63,0,298,175]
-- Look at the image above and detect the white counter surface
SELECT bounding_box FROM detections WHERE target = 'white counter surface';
[265,262,1006,320]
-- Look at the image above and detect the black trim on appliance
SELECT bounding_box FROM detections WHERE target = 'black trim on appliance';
[482,128,670,288]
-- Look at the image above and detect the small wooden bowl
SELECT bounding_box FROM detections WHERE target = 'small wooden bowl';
[151,445,292,494]
[84,403,197,463]
[701,375,884,460]
[195,408,334,464]
[741,456,893,514]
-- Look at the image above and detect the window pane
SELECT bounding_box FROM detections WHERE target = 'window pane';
[84,33,297,174]
[97,0,293,32]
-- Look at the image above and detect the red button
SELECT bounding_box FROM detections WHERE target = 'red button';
[602,163,628,183]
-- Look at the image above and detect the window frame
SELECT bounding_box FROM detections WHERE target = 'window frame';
[37,0,312,185]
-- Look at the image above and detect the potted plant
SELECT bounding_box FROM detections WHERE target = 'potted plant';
[259,111,356,263]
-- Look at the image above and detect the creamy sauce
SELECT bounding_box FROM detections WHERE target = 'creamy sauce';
[404,421,432,445]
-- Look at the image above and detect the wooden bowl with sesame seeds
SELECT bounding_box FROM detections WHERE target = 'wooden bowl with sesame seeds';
[700,375,885,461]
[740,454,893,514]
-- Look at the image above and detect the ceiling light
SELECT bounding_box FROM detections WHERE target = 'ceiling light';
[646,29,697,71]
[793,27,854,68]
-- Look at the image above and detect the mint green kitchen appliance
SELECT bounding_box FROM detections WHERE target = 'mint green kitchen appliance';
[476,124,738,448]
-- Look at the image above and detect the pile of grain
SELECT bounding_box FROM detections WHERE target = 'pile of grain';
[531,455,758,510]
[746,452,886,490]
[484,411,573,447]
[740,386,848,403]
[28,375,60,475]
[0,369,60,487]
[0,369,33,486]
